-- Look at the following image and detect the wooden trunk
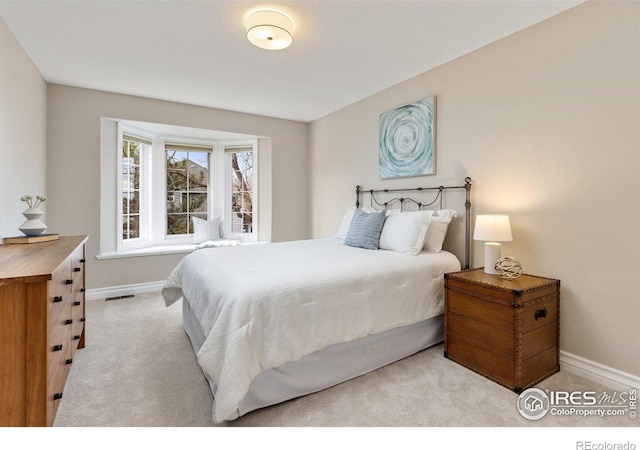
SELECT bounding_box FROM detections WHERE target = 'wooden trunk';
[444,268,560,393]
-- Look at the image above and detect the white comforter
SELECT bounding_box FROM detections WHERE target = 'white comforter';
[162,238,460,423]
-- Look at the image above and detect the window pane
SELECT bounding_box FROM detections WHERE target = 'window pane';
[230,150,253,235]
[167,169,187,191]
[188,168,207,192]
[167,192,178,213]
[122,138,146,242]
[123,215,139,239]
[167,192,188,213]
[189,193,207,213]
[166,148,209,235]
[167,151,189,169]
[130,191,140,214]
[131,145,140,164]
[132,166,140,190]
[167,214,188,235]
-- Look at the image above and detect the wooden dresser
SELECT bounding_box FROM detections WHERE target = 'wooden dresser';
[444,268,560,393]
[0,236,88,426]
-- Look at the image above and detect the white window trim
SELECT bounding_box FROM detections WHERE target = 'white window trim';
[102,123,259,259]
[117,124,155,252]
[158,136,216,246]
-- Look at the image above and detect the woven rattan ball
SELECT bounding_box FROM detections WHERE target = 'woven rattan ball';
[495,256,523,280]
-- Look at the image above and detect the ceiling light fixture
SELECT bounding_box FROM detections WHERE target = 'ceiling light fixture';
[246,10,293,50]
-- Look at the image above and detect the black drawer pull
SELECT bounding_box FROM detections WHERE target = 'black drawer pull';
[80,288,86,293]
[534,308,548,321]
[66,358,73,365]
[66,279,73,285]
[73,335,81,340]
[80,318,86,322]
[74,267,81,272]
[53,296,63,303]
[53,392,63,401]
[53,344,63,352]
[80,258,86,263]
[74,301,81,306]
[65,319,73,325]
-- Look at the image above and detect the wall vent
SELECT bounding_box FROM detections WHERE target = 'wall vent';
[104,294,135,301]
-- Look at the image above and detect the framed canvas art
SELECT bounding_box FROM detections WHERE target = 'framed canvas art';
[379,96,436,179]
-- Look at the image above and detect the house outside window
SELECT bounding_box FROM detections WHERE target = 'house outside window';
[165,144,211,236]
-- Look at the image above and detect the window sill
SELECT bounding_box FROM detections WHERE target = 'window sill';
[96,239,266,260]
[97,245,198,259]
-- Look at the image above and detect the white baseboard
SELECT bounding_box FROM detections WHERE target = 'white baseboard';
[560,350,640,392]
[86,281,165,301]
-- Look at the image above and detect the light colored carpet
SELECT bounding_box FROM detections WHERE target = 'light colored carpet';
[53,293,636,428]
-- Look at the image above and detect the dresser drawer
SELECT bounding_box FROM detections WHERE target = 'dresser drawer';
[47,301,72,387]
[70,245,85,287]
[70,319,84,356]
[46,359,71,427]
[71,292,84,318]
[47,257,72,332]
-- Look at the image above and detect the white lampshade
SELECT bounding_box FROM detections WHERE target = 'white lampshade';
[473,214,513,242]
[474,215,513,275]
[246,10,293,50]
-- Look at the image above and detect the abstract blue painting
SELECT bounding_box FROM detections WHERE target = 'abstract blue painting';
[379,96,436,179]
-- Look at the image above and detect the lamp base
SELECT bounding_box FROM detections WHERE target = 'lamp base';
[483,242,502,275]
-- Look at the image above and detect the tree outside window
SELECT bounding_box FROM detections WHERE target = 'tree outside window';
[231,151,253,234]
[166,150,209,235]
[122,139,141,240]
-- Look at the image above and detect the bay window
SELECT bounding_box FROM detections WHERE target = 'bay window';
[113,122,258,254]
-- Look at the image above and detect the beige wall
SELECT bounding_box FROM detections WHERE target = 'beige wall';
[47,85,309,289]
[0,17,47,240]
[309,2,640,375]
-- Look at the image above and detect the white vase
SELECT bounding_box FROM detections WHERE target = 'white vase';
[19,207,47,236]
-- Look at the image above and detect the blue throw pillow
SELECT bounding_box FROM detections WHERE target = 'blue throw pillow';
[344,208,386,250]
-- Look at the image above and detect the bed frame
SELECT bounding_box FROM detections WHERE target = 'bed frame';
[355,176,472,269]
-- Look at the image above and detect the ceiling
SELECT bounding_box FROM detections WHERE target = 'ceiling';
[0,1,582,123]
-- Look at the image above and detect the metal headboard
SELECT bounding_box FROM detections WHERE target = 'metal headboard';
[355,177,472,269]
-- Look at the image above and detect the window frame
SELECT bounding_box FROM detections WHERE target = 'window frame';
[160,138,215,245]
[222,140,258,242]
[112,124,260,255]
[117,125,154,252]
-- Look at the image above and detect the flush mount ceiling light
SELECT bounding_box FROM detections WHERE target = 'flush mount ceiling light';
[246,10,293,50]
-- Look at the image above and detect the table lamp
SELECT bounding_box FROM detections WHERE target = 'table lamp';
[473,214,513,275]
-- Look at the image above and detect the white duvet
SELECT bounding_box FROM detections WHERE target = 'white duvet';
[162,238,460,423]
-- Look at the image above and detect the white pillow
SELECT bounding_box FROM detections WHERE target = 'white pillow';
[379,210,433,256]
[336,206,377,240]
[192,216,221,244]
[423,209,457,252]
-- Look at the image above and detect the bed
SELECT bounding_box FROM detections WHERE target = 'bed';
[162,178,472,423]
